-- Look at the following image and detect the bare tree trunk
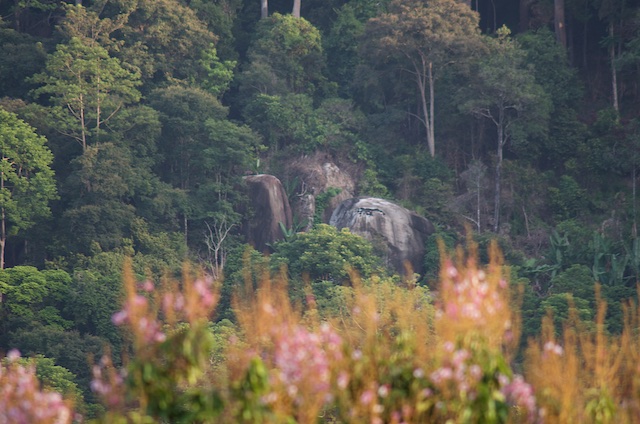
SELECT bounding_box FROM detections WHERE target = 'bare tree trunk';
[554,0,567,48]
[633,166,637,239]
[428,61,435,157]
[79,94,87,151]
[1,174,5,269]
[292,0,301,17]
[519,0,530,32]
[475,166,482,233]
[1,207,4,269]
[415,58,434,157]
[493,109,505,233]
[610,23,619,112]
[204,219,234,280]
[261,0,268,18]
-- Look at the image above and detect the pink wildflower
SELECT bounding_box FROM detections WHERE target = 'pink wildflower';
[502,374,538,423]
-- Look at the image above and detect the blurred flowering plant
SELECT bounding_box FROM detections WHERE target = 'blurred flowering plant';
[0,349,73,424]
[5,241,640,422]
[90,263,223,423]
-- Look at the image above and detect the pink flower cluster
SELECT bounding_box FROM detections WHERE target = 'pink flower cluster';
[543,341,564,356]
[272,322,342,403]
[501,374,538,423]
[0,350,72,424]
[90,355,126,409]
[111,277,217,345]
[440,261,506,324]
[111,294,166,344]
[429,345,481,395]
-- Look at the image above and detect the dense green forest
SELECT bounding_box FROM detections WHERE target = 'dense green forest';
[2,0,640,418]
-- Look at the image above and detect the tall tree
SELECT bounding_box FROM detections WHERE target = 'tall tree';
[30,37,141,151]
[361,0,481,157]
[460,27,550,232]
[0,109,57,269]
[598,0,629,113]
[261,0,268,18]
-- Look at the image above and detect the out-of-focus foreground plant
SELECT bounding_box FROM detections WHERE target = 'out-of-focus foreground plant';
[2,242,640,423]
[0,349,74,423]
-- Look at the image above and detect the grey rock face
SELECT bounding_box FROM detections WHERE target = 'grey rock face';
[285,154,355,228]
[243,174,293,252]
[330,198,434,276]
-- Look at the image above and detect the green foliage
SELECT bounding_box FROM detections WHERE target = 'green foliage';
[22,355,83,403]
[460,29,551,152]
[313,187,341,227]
[0,24,47,99]
[553,220,595,267]
[271,223,384,284]
[7,326,106,400]
[231,357,272,423]
[539,293,593,334]
[361,0,482,155]
[0,108,57,267]
[149,86,227,188]
[0,266,71,330]
[128,324,223,422]
[423,229,458,285]
[244,93,363,154]
[198,44,236,98]
[116,0,217,88]
[30,37,141,149]
[324,4,365,96]
[239,13,325,97]
[548,175,588,221]
[188,0,243,60]
[243,93,310,151]
[549,264,595,302]
[517,28,586,167]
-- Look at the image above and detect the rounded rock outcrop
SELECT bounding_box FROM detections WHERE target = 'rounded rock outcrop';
[243,174,293,252]
[329,197,434,276]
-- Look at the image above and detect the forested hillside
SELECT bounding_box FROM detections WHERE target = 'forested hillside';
[2,0,640,421]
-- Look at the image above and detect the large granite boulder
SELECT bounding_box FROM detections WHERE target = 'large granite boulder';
[285,153,356,229]
[243,174,292,252]
[330,197,435,276]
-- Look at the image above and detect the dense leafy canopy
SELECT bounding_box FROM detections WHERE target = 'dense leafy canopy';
[3,0,640,417]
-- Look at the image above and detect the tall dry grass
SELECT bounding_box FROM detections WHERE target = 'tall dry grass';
[4,242,640,423]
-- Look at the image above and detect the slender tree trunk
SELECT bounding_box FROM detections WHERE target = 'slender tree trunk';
[79,93,87,151]
[519,0,530,32]
[610,23,619,112]
[14,0,21,31]
[261,0,268,18]
[415,58,433,157]
[428,61,435,157]
[292,0,301,17]
[0,172,5,269]
[184,213,188,247]
[96,77,101,142]
[633,166,637,239]
[476,170,481,233]
[493,109,505,233]
[554,0,567,48]
[1,174,4,269]
[413,56,436,157]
